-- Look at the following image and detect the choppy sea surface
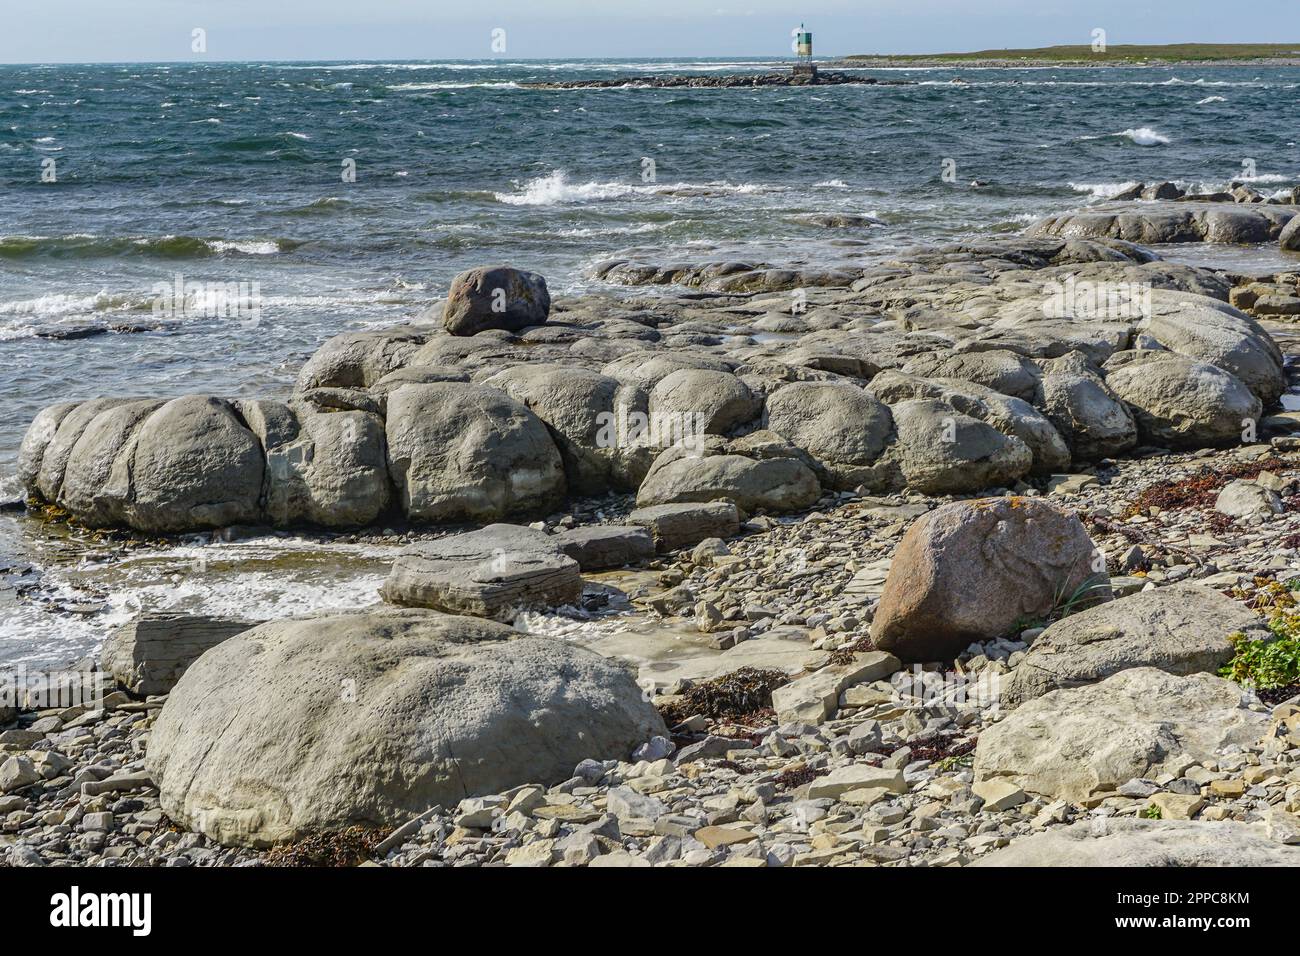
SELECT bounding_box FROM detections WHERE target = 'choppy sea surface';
[3,57,1299,666]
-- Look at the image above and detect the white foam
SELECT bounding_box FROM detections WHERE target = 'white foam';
[1068,181,1142,200]
[494,170,784,206]
[1117,127,1170,146]
[387,81,520,91]
[208,239,280,255]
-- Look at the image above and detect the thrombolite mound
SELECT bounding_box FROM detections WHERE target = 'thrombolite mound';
[974,668,1269,803]
[1000,585,1261,707]
[871,496,1108,662]
[483,363,649,493]
[385,382,566,523]
[875,400,1033,497]
[1142,297,1285,405]
[15,237,1292,534]
[975,819,1300,867]
[294,327,429,392]
[1027,201,1299,246]
[1102,350,1262,449]
[1281,215,1300,252]
[899,350,1040,402]
[764,380,894,489]
[867,371,1070,475]
[634,436,823,513]
[146,609,666,848]
[1034,354,1137,462]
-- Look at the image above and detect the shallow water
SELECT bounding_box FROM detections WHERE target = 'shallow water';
[3,57,1300,665]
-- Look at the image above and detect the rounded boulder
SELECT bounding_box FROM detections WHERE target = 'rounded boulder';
[146,609,666,847]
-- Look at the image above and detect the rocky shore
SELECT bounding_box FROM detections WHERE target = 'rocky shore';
[522,70,910,90]
[6,200,1300,867]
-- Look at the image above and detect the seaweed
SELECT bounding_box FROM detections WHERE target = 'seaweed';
[827,634,878,666]
[774,764,829,790]
[264,826,389,867]
[657,667,789,727]
[1122,457,1293,517]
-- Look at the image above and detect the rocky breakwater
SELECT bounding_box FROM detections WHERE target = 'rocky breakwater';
[15,237,1291,537]
[523,70,910,90]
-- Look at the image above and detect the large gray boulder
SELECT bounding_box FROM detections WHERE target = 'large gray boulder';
[647,368,761,436]
[976,819,1300,867]
[126,396,265,533]
[1035,357,1137,462]
[242,400,392,527]
[1103,351,1262,449]
[1215,479,1284,519]
[443,266,550,336]
[878,399,1033,495]
[102,614,258,696]
[1144,298,1285,404]
[974,668,1269,803]
[1001,585,1259,707]
[294,328,428,392]
[381,524,582,619]
[385,383,565,523]
[635,441,821,513]
[146,609,666,847]
[764,381,894,490]
[872,496,1108,662]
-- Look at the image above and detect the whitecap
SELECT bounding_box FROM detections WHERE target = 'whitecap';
[494,170,784,206]
[1116,127,1170,146]
[209,239,280,255]
[1068,180,1142,200]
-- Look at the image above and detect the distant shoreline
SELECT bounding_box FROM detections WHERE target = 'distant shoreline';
[839,43,1300,69]
[838,57,1300,69]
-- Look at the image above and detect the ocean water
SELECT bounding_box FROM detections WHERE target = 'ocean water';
[2,57,1300,665]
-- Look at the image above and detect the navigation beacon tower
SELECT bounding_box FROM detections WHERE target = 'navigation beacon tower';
[793,23,817,79]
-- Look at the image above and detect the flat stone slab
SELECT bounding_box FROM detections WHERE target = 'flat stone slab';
[381,524,582,620]
[975,668,1270,802]
[555,525,654,571]
[628,501,740,552]
[1001,584,1259,707]
[639,626,827,687]
[975,819,1300,867]
[102,614,260,695]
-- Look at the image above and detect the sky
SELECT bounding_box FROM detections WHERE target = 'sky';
[6,1,1298,64]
